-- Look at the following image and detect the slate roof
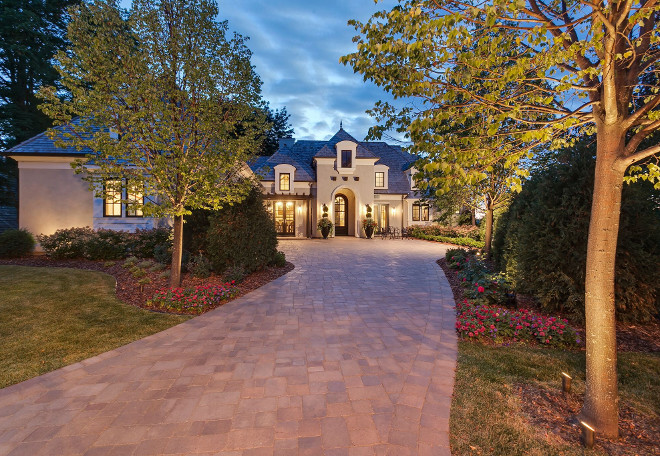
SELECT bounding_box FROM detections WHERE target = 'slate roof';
[4,120,98,156]
[248,127,417,194]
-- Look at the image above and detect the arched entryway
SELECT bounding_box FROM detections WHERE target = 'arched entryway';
[334,194,349,236]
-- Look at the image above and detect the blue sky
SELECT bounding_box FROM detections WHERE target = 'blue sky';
[217,0,399,141]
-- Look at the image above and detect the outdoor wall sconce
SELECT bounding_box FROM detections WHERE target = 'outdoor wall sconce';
[561,372,572,394]
[580,421,595,449]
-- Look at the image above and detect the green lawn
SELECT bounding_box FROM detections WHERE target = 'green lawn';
[0,265,189,389]
[450,341,660,456]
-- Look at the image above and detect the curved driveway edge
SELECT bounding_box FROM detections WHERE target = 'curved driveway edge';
[0,238,457,456]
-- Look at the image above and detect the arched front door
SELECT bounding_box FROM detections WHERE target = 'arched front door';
[334,194,348,236]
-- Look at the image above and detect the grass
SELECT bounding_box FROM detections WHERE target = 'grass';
[450,341,660,455]
[0,265,190,389]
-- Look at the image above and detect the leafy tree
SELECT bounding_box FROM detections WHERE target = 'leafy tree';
[258,104,294,156]
[342,0,659,437]
[0,0,78,206]
[39,0,266,287]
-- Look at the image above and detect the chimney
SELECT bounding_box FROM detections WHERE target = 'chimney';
[278,137,295,149]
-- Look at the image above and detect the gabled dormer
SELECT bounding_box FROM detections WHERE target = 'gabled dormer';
[335,139,357,174]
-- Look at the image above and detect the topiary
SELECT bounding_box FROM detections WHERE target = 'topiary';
[493,139,660,322]
[0,229,36,258]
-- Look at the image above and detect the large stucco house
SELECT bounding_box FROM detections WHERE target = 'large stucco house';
[5,125,434,239]
[249,126,434,238]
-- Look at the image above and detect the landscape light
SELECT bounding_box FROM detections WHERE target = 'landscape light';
[580,421,595,449]
[561,372,572,394]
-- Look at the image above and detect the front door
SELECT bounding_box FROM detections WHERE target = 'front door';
[334,194,348,236]
[274,201,295,236]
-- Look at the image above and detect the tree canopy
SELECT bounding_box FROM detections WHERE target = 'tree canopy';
[39,0,266,286]
[342,0,659,438]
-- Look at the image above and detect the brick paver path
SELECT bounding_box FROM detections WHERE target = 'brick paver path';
[0,238,457,456]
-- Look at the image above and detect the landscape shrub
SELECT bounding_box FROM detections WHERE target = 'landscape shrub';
[413,231,485,249]
[205,187,278,274]
[38,227,94,259]
[187,253,212,278]
[84,229,130,260]
[224,264,245,283]
[129,227,171,258]
[271,251,287,267]
[0,229,36,258]
[149,283,238,314]
[409,225,482,240]
[37,227,172,261]
[493,143,660,322]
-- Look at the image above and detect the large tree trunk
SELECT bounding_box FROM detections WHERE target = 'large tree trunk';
[170,215,184,288]
[483,197,494,258]
[580,127,626,439]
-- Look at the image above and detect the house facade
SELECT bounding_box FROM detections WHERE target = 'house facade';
[5,125,433,239]
[249,126,434,238]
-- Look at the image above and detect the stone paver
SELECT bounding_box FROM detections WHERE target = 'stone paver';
[0,238,456,455]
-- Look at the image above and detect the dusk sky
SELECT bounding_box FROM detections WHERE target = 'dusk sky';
[217,0,400,142]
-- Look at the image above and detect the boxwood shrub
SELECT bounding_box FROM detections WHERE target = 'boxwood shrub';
[0,229,36,258]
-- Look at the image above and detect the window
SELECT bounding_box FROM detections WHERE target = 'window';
[126,184,144,217]
[375,172,384,188]
[103,179,122,217]
[341,150,352,168]
[279,173,290,191]
[412,202,429,221]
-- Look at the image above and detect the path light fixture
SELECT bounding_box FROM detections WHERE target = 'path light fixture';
[580,421,595,449]
[561,372,572,394]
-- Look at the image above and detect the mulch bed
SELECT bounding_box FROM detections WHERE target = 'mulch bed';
[437,257,660,455]
[0,256,294,315]
[518,384,660,455]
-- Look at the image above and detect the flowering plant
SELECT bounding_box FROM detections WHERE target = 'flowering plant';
[362,218,377,229]
[455,299,579,347]
[149,283,238,314]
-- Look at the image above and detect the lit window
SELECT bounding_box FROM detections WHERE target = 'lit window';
[413,202,429,221]
[126,184,144,217]
[104,179,122,217]
[375,172,384,187]
[279,173,290,191]
[341,150,352,168]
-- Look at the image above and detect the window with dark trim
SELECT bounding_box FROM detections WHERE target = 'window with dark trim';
[126,184,144,217]
[412,202,430,221]
[375,171,384,187]
[341,150,352,168]
[279,173,290,191]
[103,179,122,217]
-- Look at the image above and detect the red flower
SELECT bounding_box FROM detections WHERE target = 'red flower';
[477,286,485,293]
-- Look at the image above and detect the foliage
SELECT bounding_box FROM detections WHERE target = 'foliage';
[149,283,237,314]
[317,217,333,231]
[0,0,76,149]
[342,0,660,434]
[257,105,295,156]
[271,251,287,268]
[409,225,481,241]
[38,0,266,286]
[186,253,212,279]
[224,264,245,283]
[494,145,660,322]
[129,227,171,258]
[456,300,579,348]
[205,186,278,275]
[0,229,35,258]
[37,227,173,261]
[451,250,513,307]
[361,218,377,229]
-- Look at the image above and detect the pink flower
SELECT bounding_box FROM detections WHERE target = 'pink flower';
[477,286,485,293]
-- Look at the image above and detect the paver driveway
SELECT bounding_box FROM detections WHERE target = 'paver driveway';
[0,238,457,456]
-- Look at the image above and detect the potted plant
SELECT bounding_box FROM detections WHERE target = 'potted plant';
[362,217,377,239]
[317,217,333,239]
